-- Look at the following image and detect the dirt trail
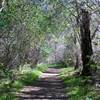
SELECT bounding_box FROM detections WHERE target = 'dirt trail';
[19,68,68,100]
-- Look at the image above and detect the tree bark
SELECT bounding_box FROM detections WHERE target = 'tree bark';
[75,54,79,69]
[80,9,93,76]
[74,36,79,70]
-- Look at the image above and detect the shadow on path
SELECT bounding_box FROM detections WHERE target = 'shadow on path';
[19,68,68,100]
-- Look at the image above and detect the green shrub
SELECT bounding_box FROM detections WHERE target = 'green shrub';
[20,70,42,85]
[37,65,48,72]
[60,67,98,100]
[0,63,43,99]
[19,63,32,74]
[0,93,17,100]
[12,81,23,89]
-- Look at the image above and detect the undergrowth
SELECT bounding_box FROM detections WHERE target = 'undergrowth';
[60,67,100,100]
[0,63,43,100]
[37,63,66,70]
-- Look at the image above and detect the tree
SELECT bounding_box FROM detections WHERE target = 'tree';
[80,9,93,76]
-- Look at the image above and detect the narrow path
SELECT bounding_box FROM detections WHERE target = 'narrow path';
[19,68,68,100]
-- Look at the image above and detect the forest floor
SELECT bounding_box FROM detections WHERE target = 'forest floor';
[18,68,68,100]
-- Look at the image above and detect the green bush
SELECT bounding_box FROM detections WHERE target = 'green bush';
[37,64,48,72]
[0,63,42,100]
[12,81,23,89]
[20,70,42,85]
[60,67,99,100]
[0,93,17,100]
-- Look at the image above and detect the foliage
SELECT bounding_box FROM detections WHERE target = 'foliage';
[0,63,18,99]
[37,63,48,72]
[20,70,42,85]
[60,67,100,100]
[0,63,43,100]
[0,0,100,99]
[37,63,67,71]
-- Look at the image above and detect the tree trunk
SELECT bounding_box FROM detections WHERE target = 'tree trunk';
[75,54,79,69]
[80,9,93,76]
[74,36,79,70]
